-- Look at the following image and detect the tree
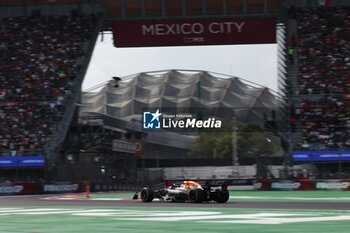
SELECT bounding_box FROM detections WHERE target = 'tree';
[188,122,281,159]
[188,132,218,159]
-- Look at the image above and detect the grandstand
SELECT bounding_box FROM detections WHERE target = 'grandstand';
[286,6,350,151]
[281,2,350,179]
[0,3,103,180]
[0,11,97,154]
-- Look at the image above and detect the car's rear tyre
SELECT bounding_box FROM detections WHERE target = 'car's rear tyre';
[140,187,154,202]
[214,190,229,203]
[188,188,203,203]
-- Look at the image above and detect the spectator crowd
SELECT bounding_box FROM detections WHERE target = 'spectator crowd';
[291,7,350,150]
[0,12,96,156]
[292,96,350,150]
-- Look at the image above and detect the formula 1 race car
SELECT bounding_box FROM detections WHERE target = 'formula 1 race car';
[139,180,230,203]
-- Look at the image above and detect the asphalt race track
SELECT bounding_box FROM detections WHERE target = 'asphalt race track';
[1,194,350,210]
[2,194,350,233]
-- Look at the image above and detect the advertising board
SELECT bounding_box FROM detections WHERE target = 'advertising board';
[113,18,276,47]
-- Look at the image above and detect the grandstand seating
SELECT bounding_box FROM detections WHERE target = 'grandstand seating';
[0,12,98,156]
[292,7,350,150]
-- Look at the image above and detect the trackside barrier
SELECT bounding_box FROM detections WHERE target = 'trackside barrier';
[10,179,350,194]
[92,184,143,192]
[43,181,88,194]
[0,181,89,195]
[252,180,271,190]
[254,180,350,191]
[91,179,255,192]
[315,180,350,191]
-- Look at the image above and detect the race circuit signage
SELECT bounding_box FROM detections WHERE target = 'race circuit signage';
[0,156,45,167]
[112,18,276,47]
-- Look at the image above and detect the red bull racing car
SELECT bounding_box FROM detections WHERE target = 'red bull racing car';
[139,180,229,203]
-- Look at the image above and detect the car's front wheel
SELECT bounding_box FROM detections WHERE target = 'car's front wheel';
[140,187,154,202]
[188,188,203,203]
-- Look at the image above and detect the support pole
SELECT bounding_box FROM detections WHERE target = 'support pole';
[232,116,239,177]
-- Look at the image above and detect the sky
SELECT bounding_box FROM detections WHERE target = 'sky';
[82,33,278,92]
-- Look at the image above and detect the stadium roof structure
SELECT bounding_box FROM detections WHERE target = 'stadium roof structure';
[80,69,280,125]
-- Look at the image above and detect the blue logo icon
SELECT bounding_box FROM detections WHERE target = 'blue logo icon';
[143,109,162,129]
